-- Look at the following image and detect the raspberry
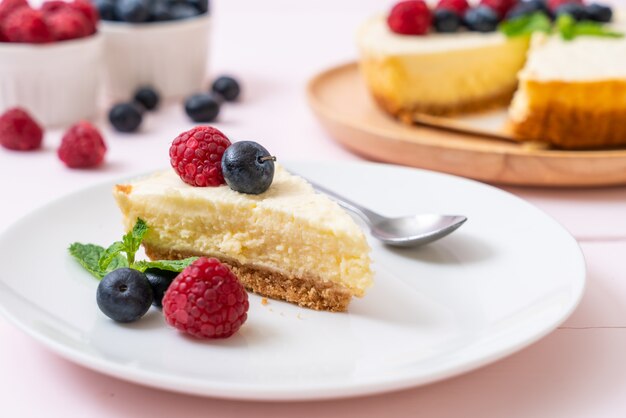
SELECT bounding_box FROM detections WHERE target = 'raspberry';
[69,0,98,34]
[436,0,469,15]
[479,0,518,18]
[547,0,582,12]
[57,121,106,168]
[387,1,432,36]
[41,0,69,14]
[169,126,231,187]
[4,6,53,43]
[45,7,92,41]
[0,108,43,151]
[163,257,249,339]
[0,0,27,21]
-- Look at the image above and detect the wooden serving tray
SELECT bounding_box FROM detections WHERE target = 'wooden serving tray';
[307,62,626,187]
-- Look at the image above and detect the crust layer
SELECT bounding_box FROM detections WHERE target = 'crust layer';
[144,244,353,312]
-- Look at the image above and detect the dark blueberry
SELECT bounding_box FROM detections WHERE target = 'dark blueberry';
[115,0,150,23]
[211,76,241,102]
[555,3,588,21]
[170,3,199,20]
[145,268,178,308]
[222,141,275,195]
[184,93,220,122]
[188,0,209,14]
[586,3,612,22]
[464,6,500,32]
[93,0,116,21]
[523,0,550,13]
[149,0,172,21]
[96,268,153,323]
[108,102,143,133]
[133,86,160,111]
[506,1,547,19]
[433,9,461,32]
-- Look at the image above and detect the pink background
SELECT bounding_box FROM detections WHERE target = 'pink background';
[2,0,626,416]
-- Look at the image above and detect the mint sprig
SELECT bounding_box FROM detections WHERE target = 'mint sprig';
[498,11,552,38]
[555,14,623,41]
[69,218,197,280]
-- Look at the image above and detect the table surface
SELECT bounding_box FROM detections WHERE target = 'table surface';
[3,1,626,416]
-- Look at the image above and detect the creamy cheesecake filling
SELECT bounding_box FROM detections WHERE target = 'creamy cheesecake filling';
[114,166,373,297]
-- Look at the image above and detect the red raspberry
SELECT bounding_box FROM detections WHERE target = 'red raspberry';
[169,126,232,187]
[0,0,27,21]
[163,257,249,339]
[387,1,432,36]
[547,0,582,12]
[57,121,106,168]
[45,7,91,41]
[479,0,518,18]
[436,0,469,15]
[0,108,43,151]
[69,0,98,31]
[41,0,69,14]
[4,7,53,43]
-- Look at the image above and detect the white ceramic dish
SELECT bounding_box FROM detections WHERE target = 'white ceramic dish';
[0,34,103,127]
[0,161,585,400]
[100,15,210,100]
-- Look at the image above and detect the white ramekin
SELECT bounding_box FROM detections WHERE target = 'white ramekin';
[100,14,211,100]
[0,34,103,127]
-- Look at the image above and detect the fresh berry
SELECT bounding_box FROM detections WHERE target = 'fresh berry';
[162,257,249,339]
[70,0,99,29]
[169,126,231,187]
[436,0,469,15]
[57,121,106,168]
[93,0,115,21]
[97,268,153,323]
[222,141,276,195]
[387,0,432,35]
[184,93,220,122]
[479,0,518,18]
[115,0,150,23]
[188,0,209,14]
[0,108,43,151]
[133,86,160,111]
[464,6,499,32]
[148,0,171,21]
[170,3,198,20]
[506,0,547,19]
[433,8,461,32]
[45,8,92,41]
[145,268,178,308]
[41,0,69,14]
[211,76,241,102]
[586,3,612,22]
[547,0,582,12]
[4,7,54,43]
[555,3,588,20]
[108,102,143,133]
[0,0,27,21]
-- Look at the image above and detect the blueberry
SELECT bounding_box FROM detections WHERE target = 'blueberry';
[212,76,241,102]
[149,0,172,21]
[222,141,276,195]
[109,102,143,133]
[188,0,209,14]
[115,0,150,23]
[93,0,116,21]
[506,1,547,19]
[433,9,461,32]
[184,93,220,122]
[97,268,153,323]
[133,86,160,111]
[464,7,500,32]
[586,3,612,22]
[145,268,178,308]
[169,3,198,19]
[555,3,588,21]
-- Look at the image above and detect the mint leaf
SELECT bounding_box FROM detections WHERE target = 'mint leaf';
[499,11,552,38]
[69,243,128,279]
[98,241,125,271]
[134,257,199,273]
[122,218,148,265]
[556,13,576,40]
[556,14,623,40]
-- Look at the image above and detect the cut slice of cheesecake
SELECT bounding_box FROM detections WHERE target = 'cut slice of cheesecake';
[113,165,373,312]
[357,16,530,119]
[509,29,626,149]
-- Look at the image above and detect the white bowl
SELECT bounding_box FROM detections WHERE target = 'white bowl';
[0,34,103,127]
[100,14,211,100]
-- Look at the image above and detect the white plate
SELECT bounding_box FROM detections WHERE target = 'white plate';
[0,161,585,401]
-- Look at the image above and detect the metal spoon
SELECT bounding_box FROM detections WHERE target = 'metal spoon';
[309,181,467,247]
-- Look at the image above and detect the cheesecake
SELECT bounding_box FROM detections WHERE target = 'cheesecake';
[113,165,373,312]
[357,16,530,119]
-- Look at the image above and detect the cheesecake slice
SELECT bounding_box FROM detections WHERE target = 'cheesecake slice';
[357,16,530,119]
[509,29,626,149]
[113,165,373,312]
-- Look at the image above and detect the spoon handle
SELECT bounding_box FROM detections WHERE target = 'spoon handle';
[306,180,383,225]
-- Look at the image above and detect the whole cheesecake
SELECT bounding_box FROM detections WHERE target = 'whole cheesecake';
[113,164,373,312]
[357,16,530,118]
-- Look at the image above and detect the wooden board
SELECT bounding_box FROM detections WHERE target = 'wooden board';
[306,62,626,187]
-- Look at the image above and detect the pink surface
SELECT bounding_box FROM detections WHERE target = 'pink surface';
[2,0,626,416]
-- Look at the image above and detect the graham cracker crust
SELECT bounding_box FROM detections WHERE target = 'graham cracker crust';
[144,244,353,312]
